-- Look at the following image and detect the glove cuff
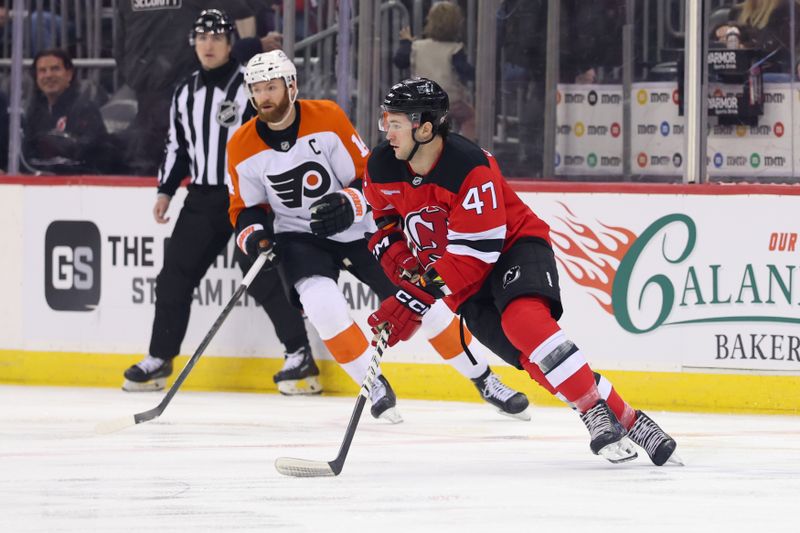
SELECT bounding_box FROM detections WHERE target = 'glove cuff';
[340,187,367,224]
[370,229,405,261]
[236,223,264,253]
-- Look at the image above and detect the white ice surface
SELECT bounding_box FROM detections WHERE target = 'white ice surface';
[1,385,798,533]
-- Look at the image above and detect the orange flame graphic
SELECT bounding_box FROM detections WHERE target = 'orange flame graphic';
[550,203,637,315]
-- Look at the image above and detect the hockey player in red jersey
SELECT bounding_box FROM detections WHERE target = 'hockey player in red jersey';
[227,52,530,422]
[364,77,681,466]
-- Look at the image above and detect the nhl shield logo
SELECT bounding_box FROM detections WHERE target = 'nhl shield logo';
[216,100,239,127]
[418,81,434,95]
[412,175,423,186]
[502,265,521,288]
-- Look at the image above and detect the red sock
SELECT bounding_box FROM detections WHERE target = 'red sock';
[519,356,557,395]
[595,373,637,429]
[502,297,599,412]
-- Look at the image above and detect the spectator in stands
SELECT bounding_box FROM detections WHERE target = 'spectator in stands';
[713,0,800,75]
[393,1,476,140]
[22,48,110,174]
[114,1,255,175]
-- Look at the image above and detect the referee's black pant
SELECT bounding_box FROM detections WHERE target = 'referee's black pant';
[148,185,308,360]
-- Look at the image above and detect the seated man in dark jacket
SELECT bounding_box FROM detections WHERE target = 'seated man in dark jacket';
[23,48,110,174]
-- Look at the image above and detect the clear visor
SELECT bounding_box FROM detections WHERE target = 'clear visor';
[378,108,421,133]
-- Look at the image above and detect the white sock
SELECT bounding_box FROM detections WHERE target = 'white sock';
[446,350,488,379]
[339,347,379,385]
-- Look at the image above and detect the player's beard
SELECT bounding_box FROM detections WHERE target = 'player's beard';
[257,92,292,124]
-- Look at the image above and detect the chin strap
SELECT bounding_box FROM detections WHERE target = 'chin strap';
[403,127,437,162]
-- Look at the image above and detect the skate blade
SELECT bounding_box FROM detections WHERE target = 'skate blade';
[377,407,403,424]
[497,407,532,421]
[598,437,638,464]
[277,376,323,396]
[665,451,685,466]
[122,378,166,392]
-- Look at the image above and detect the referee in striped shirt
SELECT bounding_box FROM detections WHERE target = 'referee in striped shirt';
[123,9,317,394]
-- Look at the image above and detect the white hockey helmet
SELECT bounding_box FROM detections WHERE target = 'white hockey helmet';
[244,50,298,104]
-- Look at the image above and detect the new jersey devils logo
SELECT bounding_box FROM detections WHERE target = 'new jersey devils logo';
[405,206,448,268]
[502,265,521,288]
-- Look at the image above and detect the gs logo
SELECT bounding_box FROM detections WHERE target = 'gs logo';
[45,221,101,311]
[404,206,448,269]
[266,161,331,208]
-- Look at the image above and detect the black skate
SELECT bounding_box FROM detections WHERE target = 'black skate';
[122,355,173,392]
[580,400,637,463]
[628,411,683,466]
[472,369,531,421]
[369,375,402,424]
[273,346,322,396]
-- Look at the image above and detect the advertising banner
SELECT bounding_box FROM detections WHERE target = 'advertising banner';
[556,82,798,179]
[6,183,800,378]
[528,192,800,374]
[17,185,440,364]
[630,82,686,176]
[555,84,624,176]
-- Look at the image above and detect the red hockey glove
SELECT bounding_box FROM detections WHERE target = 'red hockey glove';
[367,228,419,282]
[367,280,435,347]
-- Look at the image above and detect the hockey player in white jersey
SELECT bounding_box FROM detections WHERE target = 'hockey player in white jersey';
[226,50,531,422]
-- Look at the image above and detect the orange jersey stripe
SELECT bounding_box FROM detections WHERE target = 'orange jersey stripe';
[226,116,263,228]
[428,318,473,360]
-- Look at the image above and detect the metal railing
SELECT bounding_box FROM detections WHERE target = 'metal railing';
[0,0,114,61]
[281,0,409,146]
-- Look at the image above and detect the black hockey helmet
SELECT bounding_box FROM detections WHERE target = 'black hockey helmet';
[189,9,234,45]
[379,77,449,134]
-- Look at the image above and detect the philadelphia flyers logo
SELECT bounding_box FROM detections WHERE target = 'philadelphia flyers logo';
[405,206,448,268]
[266,162,331,208]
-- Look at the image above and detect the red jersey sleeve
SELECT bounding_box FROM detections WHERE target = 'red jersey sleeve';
[363,164,402,220]
[433,163,508,297]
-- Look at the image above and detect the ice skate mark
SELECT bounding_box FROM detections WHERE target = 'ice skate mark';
[550,202,637,315]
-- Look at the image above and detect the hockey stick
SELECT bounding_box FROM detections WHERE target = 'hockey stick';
[95,252,270,434]
[274,327,390,477]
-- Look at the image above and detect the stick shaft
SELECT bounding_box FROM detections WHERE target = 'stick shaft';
[134,253,269,425]
[326,329,390,474]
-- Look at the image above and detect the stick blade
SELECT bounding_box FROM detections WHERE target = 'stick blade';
[95,415,136,435]
[274,457,337,478]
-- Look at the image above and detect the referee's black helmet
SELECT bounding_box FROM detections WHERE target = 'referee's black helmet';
[189,9,234,45]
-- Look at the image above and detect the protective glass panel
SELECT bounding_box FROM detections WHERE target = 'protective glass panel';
[705,0,799,183]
